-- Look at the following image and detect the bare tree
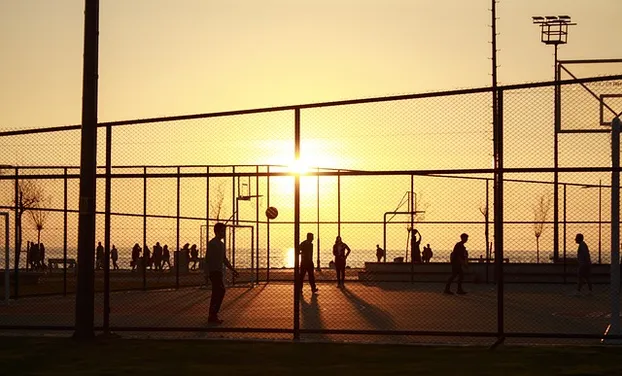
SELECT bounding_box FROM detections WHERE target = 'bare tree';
[533,193,552,263]
[479,202,490,260]
[209,182,226,223]
[11,179,47,271]
[28,198,50,246]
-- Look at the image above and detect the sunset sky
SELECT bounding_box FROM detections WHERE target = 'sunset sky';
[1,0,621,130]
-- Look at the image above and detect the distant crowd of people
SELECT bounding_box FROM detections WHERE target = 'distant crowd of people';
[26,241,46,271]
[93,241,203,272]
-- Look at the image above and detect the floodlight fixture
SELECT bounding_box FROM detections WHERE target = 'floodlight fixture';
[532,14,576,46]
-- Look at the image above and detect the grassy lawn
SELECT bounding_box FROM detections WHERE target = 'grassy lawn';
[0,336,620,376]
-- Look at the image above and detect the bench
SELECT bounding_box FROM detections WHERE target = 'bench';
[48,258,77,270]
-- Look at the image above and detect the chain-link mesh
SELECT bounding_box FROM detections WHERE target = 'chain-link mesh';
[1,76,621,344]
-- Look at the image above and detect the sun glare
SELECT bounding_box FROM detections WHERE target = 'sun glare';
[288,159,310,175]
[284,247,296,268]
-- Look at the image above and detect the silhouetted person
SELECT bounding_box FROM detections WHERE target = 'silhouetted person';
[190,244,199,270]
[162,245,171,269]
[444,233,469,295]
[422,244,433,263]
[411,229,422,264]
[153,242,163,270]
[181,243,191,269]
[27,241,37,270]
[298,232,319,294]
[376,244,385,262]
[205,223,238,324]
[143,245,151,270]
[333,236,351,287]
[131,243,141,271]
[31,242,40,270]
[39,242,45,270]
[575,233,593,295]
[111,245,119,270]
[96,242,104,270]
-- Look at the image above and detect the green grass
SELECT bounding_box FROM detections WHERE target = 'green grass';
[0,336,620,376]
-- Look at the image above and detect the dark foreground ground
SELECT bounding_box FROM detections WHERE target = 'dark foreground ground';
[1,336,621,376]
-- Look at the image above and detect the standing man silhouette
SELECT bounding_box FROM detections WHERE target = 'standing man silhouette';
[376,244,385,262]
[411,229,422,264]
[298,233,319,294]
[575,233,593,295]
[96,241,104,270]
[444,233,469,295]
[205,223,238,324]
[333,236,351,287]
[111,245,119,270]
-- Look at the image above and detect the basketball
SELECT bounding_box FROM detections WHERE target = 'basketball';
[265,206,279,220]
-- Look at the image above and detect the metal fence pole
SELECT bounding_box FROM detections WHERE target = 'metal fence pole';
[256,165,259,284]
[204,166,209,259]
[383,213,387,263]
[3,213,9,305]
[599,179,602,264]
[267,165,271,283]
[176,166,180,289]
[74,0,99,340]
[316,167,321,271]
[553,53,561,263]
[563,183,567,283]
[103,124,112,334]
[485,179,490,283]
[410,175,414,283]
[608,117,621,339]
[13,167,19,299]
[142,167,147,291]
[293,108,301,340]
[232,166,236,286]
[494,90,505,344]
[63,168,68,296]
[337,170,341,236]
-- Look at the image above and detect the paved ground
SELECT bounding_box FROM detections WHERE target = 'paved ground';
[0,281,618,345]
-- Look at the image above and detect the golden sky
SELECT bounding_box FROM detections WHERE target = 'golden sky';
[1,0,621,129]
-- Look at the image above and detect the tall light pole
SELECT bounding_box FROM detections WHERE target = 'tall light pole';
[532,15,576,263]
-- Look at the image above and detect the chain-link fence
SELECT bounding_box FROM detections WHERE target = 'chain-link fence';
[1,75,622,344]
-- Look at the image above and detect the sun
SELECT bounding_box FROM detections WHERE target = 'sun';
[288,159,310,175]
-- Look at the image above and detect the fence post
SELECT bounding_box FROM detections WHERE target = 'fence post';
[3,213,9,305]
[74,0,99,340]
[607,116,621,341]
[485,179,490,283]
[267,165,271,283]
[256,165,259,284]
[63,168,68,296]
[142,167,147,291]
[563,183,567,284]
[293,108,301,341]
[103,124,112,334]
[493,90,505,344]
[232,166,236,286]
[176,166,180,290]
[316,167,321,271]
[13,167,19,299]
